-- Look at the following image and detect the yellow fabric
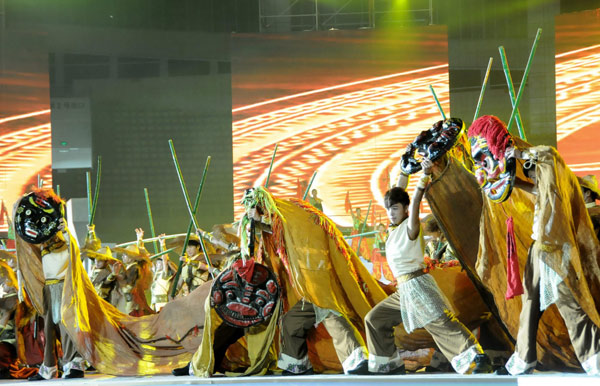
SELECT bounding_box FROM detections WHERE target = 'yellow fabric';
[427,142,600,370]
[16,227,210,375]
[191,191,387,377]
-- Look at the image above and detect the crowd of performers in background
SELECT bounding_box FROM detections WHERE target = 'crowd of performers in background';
[1,115,600,380]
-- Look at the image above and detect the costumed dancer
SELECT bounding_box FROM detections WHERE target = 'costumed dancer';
[253,194,369,376]
[150,234,176,312]
[364,159,492,375]
[578,175,600,241]
[175,234,220,297]
[86,246,118,303]
[182,186,387,377]
[468,116,600,375]
[423,215,459,265]
[0,259,18,379]
[113,228,153,316]
[371,223,394,282]
[308,189,324,212]
[14,189,86,380]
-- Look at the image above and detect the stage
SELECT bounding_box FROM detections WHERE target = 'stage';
[3,372,599,386]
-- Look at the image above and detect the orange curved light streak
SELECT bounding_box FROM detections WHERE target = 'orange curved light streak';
[233,44,600,224]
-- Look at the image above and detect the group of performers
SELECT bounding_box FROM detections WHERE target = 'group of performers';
[1,113,600,380]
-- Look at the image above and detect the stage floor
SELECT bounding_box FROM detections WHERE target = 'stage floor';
[3,372,599,386]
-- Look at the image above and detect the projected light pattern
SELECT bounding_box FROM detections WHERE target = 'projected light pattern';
[0,110,52,232]
[233,44,600,225]
[555,44,600,141]
[1,45,598,230]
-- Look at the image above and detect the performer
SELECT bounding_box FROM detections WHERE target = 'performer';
[423,215,458,264]
[468,115,600,374]
[150,235,176,312]
[86,247,118,302]
[113,228,153,316]
[578,175,600,241]
[308,189,324,212]
[0,260,18,379]
[277,300,369,375]
[186,186,387,377]
[176,234,220,297]
[350,208,371,260]
[467,115,600,375]
[371,223,394,282]
[14,190,86,380]
[364,159,492,375]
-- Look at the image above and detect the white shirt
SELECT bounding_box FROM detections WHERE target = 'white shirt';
[385,219,425,277]
[42,248,69,280]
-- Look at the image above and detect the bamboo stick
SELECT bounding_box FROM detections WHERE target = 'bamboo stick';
[506,28,542,140]
[498,46,526,139]
[144,188,159,254]
[344,230,378,239]
[264,143,278,188]
[473,57,494,122]
[428,85,446,120]
[302,171,317,200]
[89,156,102,225]
[85,172,92,225]
[357,200,372,253]
[149,247,176,260]
[115,233,188,248]
[168,142,213,296]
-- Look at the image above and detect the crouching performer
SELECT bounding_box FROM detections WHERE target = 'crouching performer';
[185,186,387,377]
[365,159,492,375]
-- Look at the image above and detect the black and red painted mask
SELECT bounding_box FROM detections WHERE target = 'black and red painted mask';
[15,192,63,244]
[401,118,465,175]
[211,261,279,328]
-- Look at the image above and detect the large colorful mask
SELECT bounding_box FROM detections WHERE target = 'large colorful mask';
[15,190,64,244]
[467,116,516,203]
[401,118,465,174]
[211,260,280,328]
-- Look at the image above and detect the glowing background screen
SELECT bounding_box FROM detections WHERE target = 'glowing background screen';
[555,9,600,177]
[231,27,449,226]
[0,29,51,235]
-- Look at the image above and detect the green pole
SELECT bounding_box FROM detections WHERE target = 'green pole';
[473,57,494,123]
[56,185,60,197]
[498,46,526,139]
[168,142,213,297]
[428,85,446,121]
[89,156,102,225]
[506,28,542,140]
[302,171,317,200]
[144,188,159,254]
[357,200,372,254]
[345,230,378,239]
[264,143,278,188]
[149,247,176,260]
[85,171,92,224]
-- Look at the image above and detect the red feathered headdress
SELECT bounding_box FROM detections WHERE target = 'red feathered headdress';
[467,115,512,160]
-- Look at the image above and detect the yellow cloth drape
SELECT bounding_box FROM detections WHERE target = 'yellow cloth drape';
[191,192,387,376]
[16,229,210,375]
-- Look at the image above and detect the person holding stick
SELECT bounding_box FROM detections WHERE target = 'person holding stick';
[364,159,492,375]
